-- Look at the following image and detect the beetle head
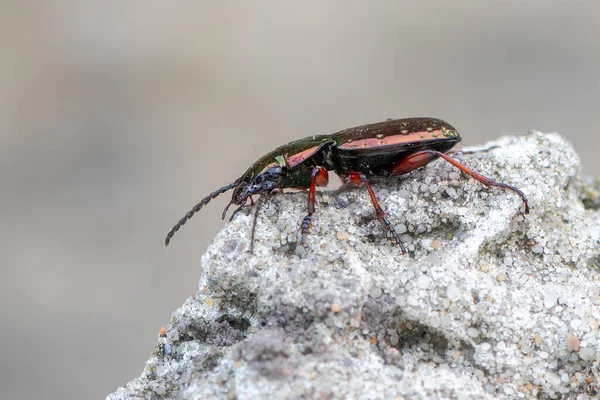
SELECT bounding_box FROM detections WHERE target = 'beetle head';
[221,165,284,219]
[234,165,283,203]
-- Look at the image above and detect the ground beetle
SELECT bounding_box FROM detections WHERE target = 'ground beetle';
[165,117,529,253]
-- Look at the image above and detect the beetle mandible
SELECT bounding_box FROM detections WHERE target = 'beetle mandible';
[165,117,529,253]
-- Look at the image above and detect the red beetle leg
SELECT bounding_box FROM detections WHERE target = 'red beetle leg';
[347,172,407,254]
[393,150,529,214]
[300,166,329,245]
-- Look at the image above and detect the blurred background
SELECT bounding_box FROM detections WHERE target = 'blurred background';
[2,1,599,398]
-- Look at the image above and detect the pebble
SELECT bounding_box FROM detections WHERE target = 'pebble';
[532,245,544,254]
[394,224,407,234]
[446,187,458,199]
[336,231,350,241]
[407,296,419,307]
[446,284,461,301]
[426,253,442,266]
[417,275,431,289]
[579,347,595,360]
[389,331,399,346]
[543,293,557,309]
[369,287,383,299]
[545,371,561,387]
[264,206,275,217]
[467,328,479,338]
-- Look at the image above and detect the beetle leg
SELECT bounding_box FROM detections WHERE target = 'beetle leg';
[243,196,256,216]
[225,196,257,222]
[392,150,529,214]
[249,194,268,253]
[347,172,407,254]
[300,166,329,245]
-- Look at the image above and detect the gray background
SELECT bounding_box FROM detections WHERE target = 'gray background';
[2,1,599,399]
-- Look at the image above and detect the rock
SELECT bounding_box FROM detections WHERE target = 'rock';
[566,333,581,352]
[108,133,600,399]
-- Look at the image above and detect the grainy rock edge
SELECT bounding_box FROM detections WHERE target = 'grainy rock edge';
[108,133,600,400]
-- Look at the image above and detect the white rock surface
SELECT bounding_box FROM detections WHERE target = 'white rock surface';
[108,133,600,399]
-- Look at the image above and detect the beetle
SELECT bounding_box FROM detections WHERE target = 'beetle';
[165,117,529,253]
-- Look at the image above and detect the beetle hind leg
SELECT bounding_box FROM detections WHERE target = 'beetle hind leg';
[347,172,407,254]
[393,150,529,214]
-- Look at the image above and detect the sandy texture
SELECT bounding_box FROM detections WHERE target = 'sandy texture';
[108,133,600,399]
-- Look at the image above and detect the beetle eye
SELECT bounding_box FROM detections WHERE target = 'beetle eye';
[267,166,282,175]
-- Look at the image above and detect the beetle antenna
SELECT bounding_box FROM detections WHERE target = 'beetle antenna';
[164,182,238,247]
[449,144,499,154]
[249,193,268,254]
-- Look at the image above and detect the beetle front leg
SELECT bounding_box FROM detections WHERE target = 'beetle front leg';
[347,172,407,254]
[392,150,529,214]
[227,196,255,222]
[300,166,329,246]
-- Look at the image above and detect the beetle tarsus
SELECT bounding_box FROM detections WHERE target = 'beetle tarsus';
[300,215,313,245]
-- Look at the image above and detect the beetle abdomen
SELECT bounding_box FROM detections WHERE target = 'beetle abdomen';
[331,117,460,176]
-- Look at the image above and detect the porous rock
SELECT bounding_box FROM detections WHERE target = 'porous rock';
[108,132,600,399]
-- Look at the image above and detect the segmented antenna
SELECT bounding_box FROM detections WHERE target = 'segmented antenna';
[164,182,238,247]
